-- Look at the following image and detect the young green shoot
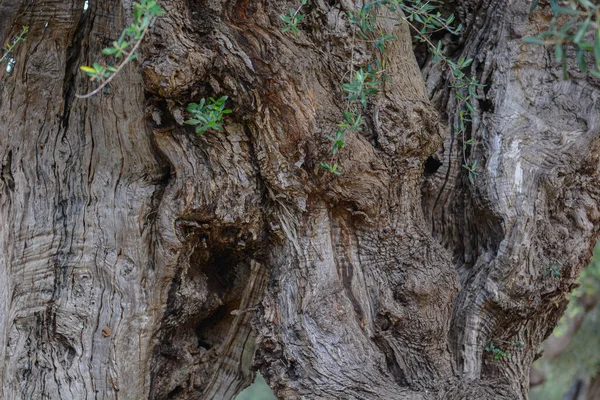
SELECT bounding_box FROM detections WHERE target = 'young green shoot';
[545,264,562,279]
[280,0,308,35]
[184,96,232,135]
[485,343,511,361]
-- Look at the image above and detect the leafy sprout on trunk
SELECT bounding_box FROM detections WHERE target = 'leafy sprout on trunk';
[280,10,304,35]
[485,343,511,361]
[545,264,562,279]
[280,0,308,35]
[184,96,232,135]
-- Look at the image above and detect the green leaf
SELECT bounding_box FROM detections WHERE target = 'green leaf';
[102,47,118,55]
[149,4,165,15]
[522,36,546,45]
[465,101,475,114]
[360,91,367,107]
[553,6,583,16]
[555,43,564,62]
[133,6,143,23]
[80,65,96,73]
[576,48,588,72]
[574,17,591,44]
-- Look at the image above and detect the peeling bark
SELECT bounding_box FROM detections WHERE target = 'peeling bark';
[0,0,598,399]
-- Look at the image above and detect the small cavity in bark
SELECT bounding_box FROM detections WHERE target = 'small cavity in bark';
[424,156,443,175]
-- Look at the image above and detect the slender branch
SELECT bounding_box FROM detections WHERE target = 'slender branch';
[0,27,28,64]
[75,17,155,99]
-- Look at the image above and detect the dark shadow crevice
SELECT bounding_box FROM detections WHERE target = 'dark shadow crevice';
[149,221,266,400]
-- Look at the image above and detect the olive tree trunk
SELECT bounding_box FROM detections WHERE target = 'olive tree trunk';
[0,0,598,399]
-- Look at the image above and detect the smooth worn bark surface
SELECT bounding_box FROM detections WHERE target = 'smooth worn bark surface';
[0,0,598,399]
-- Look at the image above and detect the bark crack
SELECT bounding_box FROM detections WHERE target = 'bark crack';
[61,10,89,132]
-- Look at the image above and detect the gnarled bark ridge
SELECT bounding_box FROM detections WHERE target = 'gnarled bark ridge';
[0,0,598,399]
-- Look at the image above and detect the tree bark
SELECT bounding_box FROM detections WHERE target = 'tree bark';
[0,0,598,399]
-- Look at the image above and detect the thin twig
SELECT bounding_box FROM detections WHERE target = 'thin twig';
[75,17,155,99]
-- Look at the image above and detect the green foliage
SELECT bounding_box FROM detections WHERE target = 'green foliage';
[327,130,346,154]
[80,63,117,81]
[77,0,164,98]
[338,111,364,132]
[525,0,600,79]
[0,26,28,73]
[184,96,232,135]
[280,0,307,35]
[485,343,511,361]
[545,264,562,279]
[347,3,379,37]
[399,3,482,184]
[373,34,397,52]
[462,159,478,185]
[320,162,342,175]
[328,111,364,154]
[347,0,461,38]
[448,61,484,183]
[280,0,482,179]
[342,68,381,107]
